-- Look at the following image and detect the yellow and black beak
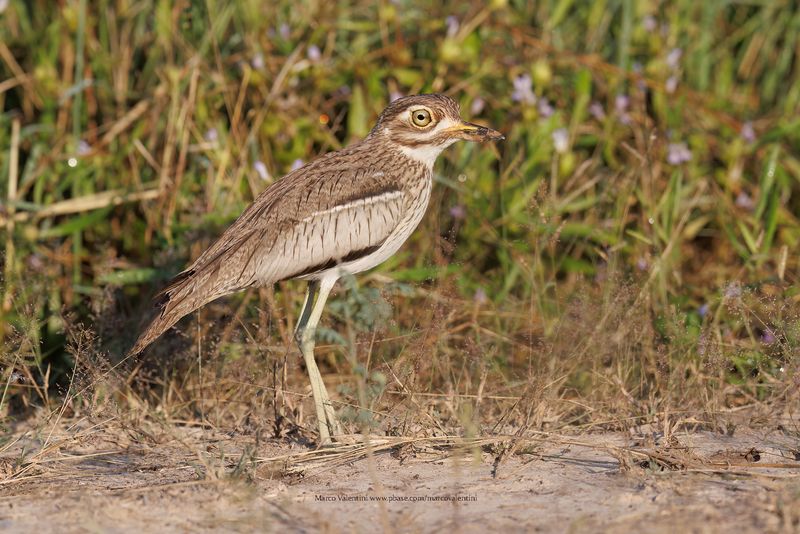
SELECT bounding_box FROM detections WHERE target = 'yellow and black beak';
[446,121,505,142]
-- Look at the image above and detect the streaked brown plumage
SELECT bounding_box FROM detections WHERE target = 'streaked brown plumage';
[130,93,503,443]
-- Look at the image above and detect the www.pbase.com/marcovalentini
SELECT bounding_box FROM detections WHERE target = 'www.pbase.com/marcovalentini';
[315,494,478,503]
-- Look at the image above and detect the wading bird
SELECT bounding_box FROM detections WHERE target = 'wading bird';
[131,94,503,444]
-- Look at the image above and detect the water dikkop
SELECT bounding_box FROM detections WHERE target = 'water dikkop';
[131,94,504,444]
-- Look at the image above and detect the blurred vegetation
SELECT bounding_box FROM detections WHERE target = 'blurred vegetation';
[1,0,799,431]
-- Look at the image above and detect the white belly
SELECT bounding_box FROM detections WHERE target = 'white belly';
[302,176,432,281]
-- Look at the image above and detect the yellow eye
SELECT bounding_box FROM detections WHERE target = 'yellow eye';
[411,109,432,127]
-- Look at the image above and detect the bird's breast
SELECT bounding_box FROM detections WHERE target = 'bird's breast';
[305,168,433,280]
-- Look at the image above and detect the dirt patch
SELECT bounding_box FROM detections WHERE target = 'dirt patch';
[1,419,798,533]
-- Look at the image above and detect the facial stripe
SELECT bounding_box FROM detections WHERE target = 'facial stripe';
[372,94,461,130]
[388,117,460,148]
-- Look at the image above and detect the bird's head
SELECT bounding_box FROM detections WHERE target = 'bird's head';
[369,94,504,167]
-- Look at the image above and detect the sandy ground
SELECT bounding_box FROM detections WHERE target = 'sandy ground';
[1,419,799,533]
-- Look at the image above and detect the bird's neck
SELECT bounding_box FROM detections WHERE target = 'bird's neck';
[362,128,454,172]
[394,142,449,170]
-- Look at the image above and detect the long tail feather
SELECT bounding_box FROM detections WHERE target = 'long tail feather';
[128,269,215,355]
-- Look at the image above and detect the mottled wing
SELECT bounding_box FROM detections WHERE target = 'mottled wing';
[183,165,406,291]
[129,157,406,354]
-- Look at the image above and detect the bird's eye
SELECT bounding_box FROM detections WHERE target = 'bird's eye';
[410,109,432,127]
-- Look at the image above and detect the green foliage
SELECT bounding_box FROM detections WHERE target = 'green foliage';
[1,0,799,423]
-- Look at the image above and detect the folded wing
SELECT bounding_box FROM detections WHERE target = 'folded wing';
[130,159,405,355]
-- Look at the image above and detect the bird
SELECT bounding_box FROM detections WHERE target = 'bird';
[130,93,504,445]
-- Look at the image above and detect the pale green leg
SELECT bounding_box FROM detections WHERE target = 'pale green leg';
[295,277,342,445]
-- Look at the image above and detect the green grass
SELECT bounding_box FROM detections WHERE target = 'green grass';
[1,0,799,431]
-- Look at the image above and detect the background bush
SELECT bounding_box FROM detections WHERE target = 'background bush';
[1,0,799,429]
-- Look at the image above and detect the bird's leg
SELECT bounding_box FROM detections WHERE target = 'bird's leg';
[294,278,342,444]
[304,277,343,438]
[295,281,330,443]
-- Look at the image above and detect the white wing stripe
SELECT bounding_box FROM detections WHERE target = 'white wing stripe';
[300,190,404,224]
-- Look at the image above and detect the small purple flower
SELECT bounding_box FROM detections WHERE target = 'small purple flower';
[337,85,352,97]
[615,94,629,113]
[723,282,742,299]
[735,191,754,210]
[307,45,321,62]
[643,15,657,32]
[615,95,631,125]
[253,160,269,181]
[26,254,44,272]
[389,91,404,102]
[445,15,460,37]
[77,140,91,156]
[470,97,485,115]
[741,122,756,144]
[665,76,678,94]
[449,204,466,220]
[698,303,709,318]
[290,158,304,171]
[537,97,554,118]
[666,48,682,70]
[589,101,606,121]
[474,288,488,305]
[666,142,692,165]
[511,74,536,105]
[761,328,776,345]
[552,128,569,154]
[204,128,218,142]
[279,23,290,40]
[636,257,648,271]
[251,53,265,70]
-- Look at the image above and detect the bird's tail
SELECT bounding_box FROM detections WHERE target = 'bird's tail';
[128,269,218,356]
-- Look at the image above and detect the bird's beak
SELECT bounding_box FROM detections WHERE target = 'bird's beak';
[446,121,505,142]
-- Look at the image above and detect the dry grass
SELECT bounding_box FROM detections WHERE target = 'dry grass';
[1,412,799,532]
[1,0,800,530]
